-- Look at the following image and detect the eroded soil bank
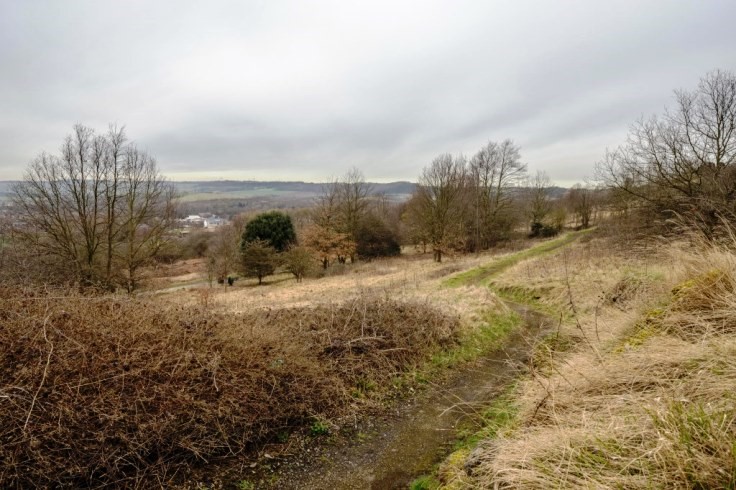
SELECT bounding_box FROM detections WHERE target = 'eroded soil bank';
[247,304,549,489]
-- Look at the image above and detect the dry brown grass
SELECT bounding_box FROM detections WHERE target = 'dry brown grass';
[664,241,736,339]
[478,337,736,489]
[449,235,736,489]
[0,288,459,488]
[157,248,520,313]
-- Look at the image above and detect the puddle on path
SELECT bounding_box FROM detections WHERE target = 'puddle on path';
[261,303,550,490]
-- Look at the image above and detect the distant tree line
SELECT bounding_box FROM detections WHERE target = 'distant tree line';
[403,140,598,262]
[300,168,400,268]
[1,127,610,291]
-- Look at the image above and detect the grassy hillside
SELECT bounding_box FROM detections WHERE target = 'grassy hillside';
[427,233,736,489]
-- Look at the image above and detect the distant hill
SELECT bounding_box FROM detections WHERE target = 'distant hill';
[174,180,415,205]
[174,180,416,200]
[172,180,416,217]
[546,186,569,199]
[173,180,567,200]
[0,181,16,203]
[1,180,570,213]
[0,180,416,204]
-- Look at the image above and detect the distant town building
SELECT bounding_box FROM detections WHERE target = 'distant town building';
[178,214,228,231]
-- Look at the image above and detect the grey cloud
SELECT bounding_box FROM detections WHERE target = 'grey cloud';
[0,0,735,184]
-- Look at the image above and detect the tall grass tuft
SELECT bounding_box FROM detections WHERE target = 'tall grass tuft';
[464,232,736,489]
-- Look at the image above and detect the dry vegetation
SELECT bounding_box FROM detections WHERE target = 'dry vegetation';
[161,242,530,313]
[437,233,736,489]
[0,289,459,488]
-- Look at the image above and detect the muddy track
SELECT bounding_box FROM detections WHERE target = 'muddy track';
[255,303,551,490]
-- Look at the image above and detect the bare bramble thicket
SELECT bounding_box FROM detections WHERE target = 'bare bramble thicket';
[0,290,459,488]
[11,125,176,291]
[598,69,736,238]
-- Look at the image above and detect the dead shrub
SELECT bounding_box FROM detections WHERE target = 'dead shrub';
[0,289,459,488]
[672,269,734,312]
[605,272,648,308]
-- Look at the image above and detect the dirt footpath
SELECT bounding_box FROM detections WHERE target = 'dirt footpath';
[243,304,550,490]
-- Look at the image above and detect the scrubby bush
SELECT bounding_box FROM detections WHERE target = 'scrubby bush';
[0,290,459,487]
[282,246,315,282]
[240,239,277,284]
[529,221,560,238]
[355,214,401,260]
[181,231,211,258]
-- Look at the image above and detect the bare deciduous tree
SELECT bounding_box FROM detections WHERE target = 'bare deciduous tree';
[282,246,314,282]
[597,70,736,236]
[206,223,240,286]
[12,124,176,291]
[566,183,596,229]
[119,146,176,292]
[410,154,467,262]
[312,179,341,231]
[310,168,372,264]
[526,170,554,236]
[468,139,526,249]
[338,167,373,244]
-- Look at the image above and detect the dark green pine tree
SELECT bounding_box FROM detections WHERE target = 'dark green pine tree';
[241,211,297,253]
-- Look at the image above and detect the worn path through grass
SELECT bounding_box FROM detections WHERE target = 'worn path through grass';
[444,228,594,288]
[240,234,590,489]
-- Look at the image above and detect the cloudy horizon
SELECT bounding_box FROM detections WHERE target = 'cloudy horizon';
[1,0,734,185]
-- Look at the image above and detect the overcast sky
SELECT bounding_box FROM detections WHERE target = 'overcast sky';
[1,1,734,185]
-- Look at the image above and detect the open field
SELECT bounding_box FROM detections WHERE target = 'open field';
[153,241,541,327]
[177,189,314,203]
[173,180,414,204]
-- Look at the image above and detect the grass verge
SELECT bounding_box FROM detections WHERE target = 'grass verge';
[428,311,521,371]
[444,229,594,288]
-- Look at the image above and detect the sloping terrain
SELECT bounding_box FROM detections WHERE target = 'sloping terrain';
[433,235,736,489]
